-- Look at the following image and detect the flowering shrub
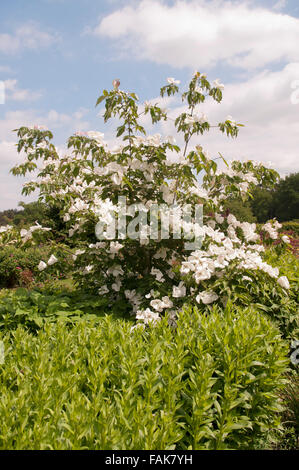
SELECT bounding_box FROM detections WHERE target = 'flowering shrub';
[3,72,293,323]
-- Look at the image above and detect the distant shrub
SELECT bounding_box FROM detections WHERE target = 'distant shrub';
[0,245,53,288]
[281,221,299,237]
[0,304,289,450]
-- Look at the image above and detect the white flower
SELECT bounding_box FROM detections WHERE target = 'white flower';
[167,77,180,85]
[150,299,166,312]
[227,214,239,227]
[185,115,195,126]
[48,255,58,266]
[161,185,174,204]
[262,222,278,240]
[145,289,156,299]
[213,79,225,90]
[150,296,173,312]
[196,290,219,305]
[136,308,160,324]
[107,265,124,277]
[282,235,290,244]
[111,171,123,186]
[112,279,122,292]
[87,131,105,144]
[215,214,224,224]
[150,268,165,282]
[226,115,236,125]
[110,241,123,254]
[20,229,30,238]
[99,285,109,295]
[38,261,47,271]
[277,276,290,289]
[83,265,94,275]
[197,113,208,124]
[172,282,186,298]
[161,296,173,309]
[0,225,12,233]
[242,276,253,282]
[240,222,259,242]
[165,135,176,145]
[239,182,249,193]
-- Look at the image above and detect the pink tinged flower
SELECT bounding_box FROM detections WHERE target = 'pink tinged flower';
[277,276,290,289]
[75,131,87,137]
[113,79,120,90]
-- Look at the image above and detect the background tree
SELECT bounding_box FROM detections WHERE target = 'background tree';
[271,173,299,222]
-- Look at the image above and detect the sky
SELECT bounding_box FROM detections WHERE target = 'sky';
[0,0,299,210]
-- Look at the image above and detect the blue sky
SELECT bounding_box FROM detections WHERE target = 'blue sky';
[0,0,299,210]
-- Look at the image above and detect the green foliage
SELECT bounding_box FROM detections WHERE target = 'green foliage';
[0,208,19,226]
[0,288,111,331]
[261,249,299,340]
[209,249,299,341]
[224,198,256,223]
[0,245,54,288]
[249,187,275,223]
[277,372,299,449]
[0,305,289,450]
[272,173,299,222]
[12,201,49,227]
[249,173,299,223]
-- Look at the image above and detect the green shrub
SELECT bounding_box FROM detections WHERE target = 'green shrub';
[260,250,299,340]
[0,246,49,288]
[0,304,289,450]
[0,245,70,288]
[276,372,299,449]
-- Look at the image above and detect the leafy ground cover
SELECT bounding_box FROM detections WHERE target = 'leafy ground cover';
[0,304,289,450]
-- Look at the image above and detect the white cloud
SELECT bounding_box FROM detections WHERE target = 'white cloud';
[3,79,42,102]
[95,0,299,70]
[158,63,299,174]
[0,22,58,54]
[273,0,287,11]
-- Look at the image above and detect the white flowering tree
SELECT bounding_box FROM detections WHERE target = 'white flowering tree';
[2,72,292,324]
